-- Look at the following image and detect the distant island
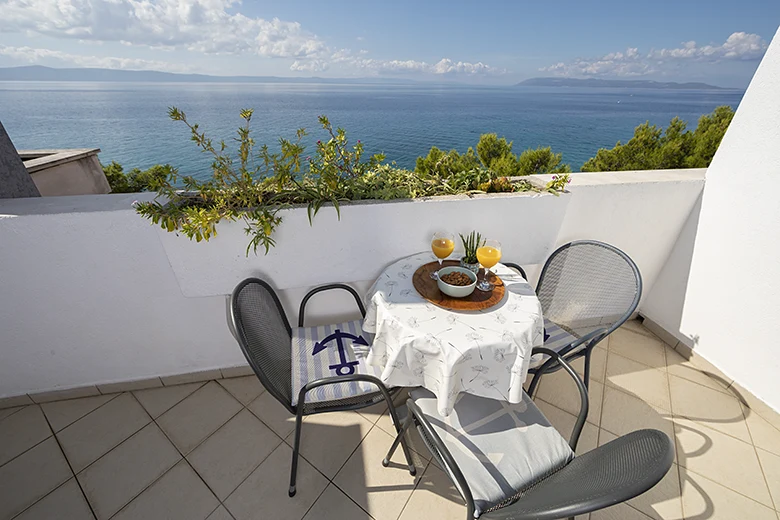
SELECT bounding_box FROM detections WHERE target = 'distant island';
[517,77,727,90]
[0,65,417,85]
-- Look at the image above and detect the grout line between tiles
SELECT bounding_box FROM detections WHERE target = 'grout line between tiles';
[393,458,433,520]
[742,406,779,512]
[105,453,183,520]
[682,466,779,515]
[0,406,25,425]
[36,405,99,520]
[662,344,684,516]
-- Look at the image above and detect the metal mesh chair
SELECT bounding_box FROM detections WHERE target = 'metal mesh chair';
[384,348,673,520]
[230,278,415,497]
[508,241,642,388]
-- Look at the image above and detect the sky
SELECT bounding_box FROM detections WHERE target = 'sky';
[0,0,778,88]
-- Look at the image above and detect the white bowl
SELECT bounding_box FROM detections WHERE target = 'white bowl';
[437,266,477,298]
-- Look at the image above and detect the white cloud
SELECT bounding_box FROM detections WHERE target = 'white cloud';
[321,49,505,76]
[289,59,329,73]
[0,0,327,59]
[0,45,192,72]
[541,32,768,77]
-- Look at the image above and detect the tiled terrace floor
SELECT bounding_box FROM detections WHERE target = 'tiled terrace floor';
[2,320,780,520]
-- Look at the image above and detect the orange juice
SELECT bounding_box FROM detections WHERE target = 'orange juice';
[477,246,501,268]
[431,238,455,259]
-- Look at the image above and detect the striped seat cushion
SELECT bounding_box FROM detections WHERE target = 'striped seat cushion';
[529,319,578,368]
[291,320,379,406]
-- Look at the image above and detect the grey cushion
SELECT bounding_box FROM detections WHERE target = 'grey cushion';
[410,388,574,513]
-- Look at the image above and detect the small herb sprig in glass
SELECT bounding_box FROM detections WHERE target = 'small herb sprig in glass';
[459,231,485,264]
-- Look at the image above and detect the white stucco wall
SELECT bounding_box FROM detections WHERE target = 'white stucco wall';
[671,27,780,412]
[0,171,702,398]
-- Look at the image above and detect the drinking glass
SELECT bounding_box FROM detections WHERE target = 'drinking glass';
[476,239,502,291]
[430,231,455,279]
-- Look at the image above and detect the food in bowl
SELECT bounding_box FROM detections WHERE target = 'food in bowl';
[439,271,473,286]
[436,266,477,298]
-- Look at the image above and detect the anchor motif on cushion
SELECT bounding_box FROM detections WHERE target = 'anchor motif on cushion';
[312,329,369,376]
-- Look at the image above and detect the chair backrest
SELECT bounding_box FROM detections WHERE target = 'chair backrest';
[537,241,641,340]
[230,278,295,412]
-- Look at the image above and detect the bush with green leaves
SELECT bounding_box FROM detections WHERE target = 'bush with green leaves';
[134,108,551,255]
[417,133,571,177]
[581,105,734,172]
[103,161,174,193]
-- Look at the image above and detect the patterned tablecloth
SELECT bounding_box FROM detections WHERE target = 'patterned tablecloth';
[363,252,544,416]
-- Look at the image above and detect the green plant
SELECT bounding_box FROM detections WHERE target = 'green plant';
[581,106,734,172]
[103,161,173,193]
[459,231,484,264]
[545,172,571,193]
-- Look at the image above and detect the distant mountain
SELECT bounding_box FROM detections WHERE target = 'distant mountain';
[517,77,727,90]
[0,65,419,85]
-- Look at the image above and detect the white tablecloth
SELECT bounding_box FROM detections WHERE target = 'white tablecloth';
[363,252,544,416]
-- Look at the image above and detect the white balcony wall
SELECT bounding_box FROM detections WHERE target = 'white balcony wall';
[0,171,702,399]
[643,27,780,412]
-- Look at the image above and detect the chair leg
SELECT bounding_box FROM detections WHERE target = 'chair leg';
[385,400,417,476]
[289,408,305,497]
[383,412,414,472]
[583,350,592,391]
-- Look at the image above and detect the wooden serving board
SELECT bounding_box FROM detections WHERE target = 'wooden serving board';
[412,260,505,311]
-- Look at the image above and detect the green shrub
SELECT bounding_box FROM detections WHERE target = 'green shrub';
[103,161,174,193]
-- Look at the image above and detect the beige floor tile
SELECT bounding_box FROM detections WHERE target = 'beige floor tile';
[0,437,72,520]
[246,391,297,439]
[57,393,151,473]
[304,484,371,520]
[674,344,733,389]
[674,417,772,507]
[664,347,730,394]
[0,406,24,422]
[621,319,658,339]
[133,382,204,419]
[288,411,374,478]
[112,460,219,520]
[598,428,618,446]
[606,353,671,411]
[0,404,51,466]
[206,506,235,520]
[218,376,265,406]
[600,387,676,459]
[78,422,181,520]
[669,375,751,443]
[609,328,667,370]
[535,369,603,426]
[744,405,780,457]
[590,503,652,520]
[355,400,389,424]
[534,399,598,456]
[398,463,466,520]
[157,381,242,454]
[756,448,780,510]
[566,346,608,383]
[335,426,423,520]
[41,394,116,433]
[225,443,328,520]
[188,409,282,500]
[680,466,777,520]
[625,462,682,520]
[15,478,93,520]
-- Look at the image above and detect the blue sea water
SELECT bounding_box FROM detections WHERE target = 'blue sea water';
[0,81,744,179]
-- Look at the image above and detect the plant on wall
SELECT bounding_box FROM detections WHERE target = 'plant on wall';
[135,108,562,255]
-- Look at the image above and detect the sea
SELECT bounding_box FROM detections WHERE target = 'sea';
[0,81,744,179]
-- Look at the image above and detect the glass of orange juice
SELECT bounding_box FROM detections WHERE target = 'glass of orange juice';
[476,239,502,291]
[430,231,455,279]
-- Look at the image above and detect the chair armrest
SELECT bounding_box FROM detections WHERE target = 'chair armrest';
[503,262,528,281]
[527,347,589,451]
[298,283,366,327]
[481,430,674,520]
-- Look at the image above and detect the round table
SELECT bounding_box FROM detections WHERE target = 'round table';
[363,252,544,416]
